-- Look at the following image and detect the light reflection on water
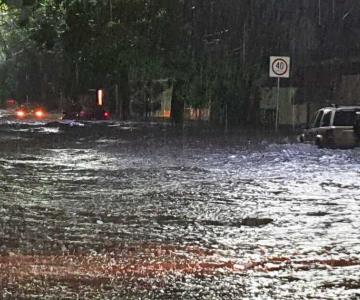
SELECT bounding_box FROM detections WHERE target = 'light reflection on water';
[0,121,360,299]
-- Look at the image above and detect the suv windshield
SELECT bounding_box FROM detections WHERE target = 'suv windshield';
[312,110,324,127]
[333,110,356,126]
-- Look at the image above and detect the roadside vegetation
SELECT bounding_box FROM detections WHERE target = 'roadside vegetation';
[0,1,359,126]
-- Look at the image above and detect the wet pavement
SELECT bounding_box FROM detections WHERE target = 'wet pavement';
[0,111,360,299]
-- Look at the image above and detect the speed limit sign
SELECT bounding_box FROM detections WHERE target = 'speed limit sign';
[269,56,290,78]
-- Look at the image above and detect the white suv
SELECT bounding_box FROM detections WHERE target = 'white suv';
[299,106,360,148]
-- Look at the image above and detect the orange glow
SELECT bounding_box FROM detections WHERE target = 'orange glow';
[35,110,44,118]
[16,110,25,118]
[1,243,359,294]
[163,110,171,118]
[97,89,103,106]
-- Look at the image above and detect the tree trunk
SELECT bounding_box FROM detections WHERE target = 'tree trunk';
[246,88,260,127]
[119,67,130,120]
[114,84,120,119]
[170,79,185,125]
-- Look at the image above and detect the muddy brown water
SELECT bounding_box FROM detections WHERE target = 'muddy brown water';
[0,117,360,299]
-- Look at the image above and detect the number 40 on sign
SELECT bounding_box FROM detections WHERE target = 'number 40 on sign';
[269,56,290,78]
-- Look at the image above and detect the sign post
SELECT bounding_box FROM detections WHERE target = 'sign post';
[269,56,290,131]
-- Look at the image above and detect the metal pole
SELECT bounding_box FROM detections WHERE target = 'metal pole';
[292,101,295,130]
[275,77,280,131]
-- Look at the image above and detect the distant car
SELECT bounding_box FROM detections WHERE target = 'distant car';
[15,104,47,120]
[299,106,360,148]
[62,107,110,121]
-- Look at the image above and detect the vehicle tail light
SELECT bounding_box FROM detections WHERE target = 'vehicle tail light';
[16,110,25,118]
[35,110,44,118]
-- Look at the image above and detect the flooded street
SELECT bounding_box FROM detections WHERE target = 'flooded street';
[1,114,360,299]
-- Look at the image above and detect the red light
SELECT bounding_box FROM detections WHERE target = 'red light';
[35,110,44,118]
[16,110,25,118]
[104,112,109,118]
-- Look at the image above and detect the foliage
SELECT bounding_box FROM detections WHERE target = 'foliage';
[1,1,360,124]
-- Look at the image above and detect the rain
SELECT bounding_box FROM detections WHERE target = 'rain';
[1,1,360,299]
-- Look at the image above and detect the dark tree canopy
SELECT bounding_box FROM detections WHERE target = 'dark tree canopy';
[1,0,359,124]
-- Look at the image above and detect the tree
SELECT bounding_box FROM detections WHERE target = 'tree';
[2,0,360,125]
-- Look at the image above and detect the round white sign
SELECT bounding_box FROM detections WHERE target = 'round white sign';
[269,56,290,78]
[272,58,288,76]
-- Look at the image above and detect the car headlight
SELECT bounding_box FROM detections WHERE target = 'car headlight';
[35,110,44,118]
[16,110,25,118]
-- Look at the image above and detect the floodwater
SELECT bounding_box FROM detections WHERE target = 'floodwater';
[0,112,360,299]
